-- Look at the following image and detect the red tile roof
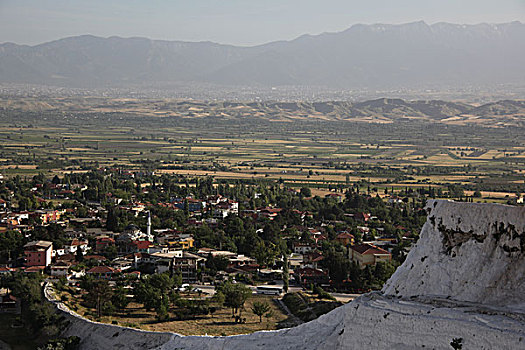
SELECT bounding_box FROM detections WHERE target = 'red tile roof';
[308,252,324,262]
[1,294,17,302]
[96,237,115,243]
[131,240,151,250]
[24,266,45,273]
[336,232,354,239]
[69,239,87,246]
[351,243,390,255]
[87,266,117,274]
[260,207,282,214]
[315,234,328,242]
[57,253,75,262]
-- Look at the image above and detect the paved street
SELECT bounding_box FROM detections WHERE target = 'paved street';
[194,284,360,303]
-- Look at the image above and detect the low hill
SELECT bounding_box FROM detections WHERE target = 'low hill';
[2,96,524,127]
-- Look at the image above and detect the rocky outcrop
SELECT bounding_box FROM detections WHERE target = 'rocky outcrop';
[51,200,525,349]
[382,200,525,309]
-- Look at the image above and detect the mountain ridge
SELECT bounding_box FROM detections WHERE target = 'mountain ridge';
[1,21,524,89]
[3,20,522,48]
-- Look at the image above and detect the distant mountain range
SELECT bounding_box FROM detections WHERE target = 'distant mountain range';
[1,21,524,89]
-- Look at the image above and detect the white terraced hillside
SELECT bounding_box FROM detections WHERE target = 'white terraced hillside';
[50,200,525,349]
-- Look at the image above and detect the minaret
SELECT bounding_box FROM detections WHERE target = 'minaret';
[147,211,152,237]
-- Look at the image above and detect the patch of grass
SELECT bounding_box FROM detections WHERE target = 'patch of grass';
[64,290,286,336]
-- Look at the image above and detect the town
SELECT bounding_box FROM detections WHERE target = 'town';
[0,167,428,339]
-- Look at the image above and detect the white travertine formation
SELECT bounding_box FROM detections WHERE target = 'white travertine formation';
[382,200,525,309]
[50,200,525,349]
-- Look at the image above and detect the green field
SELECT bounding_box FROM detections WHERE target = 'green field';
[0,100,524,197]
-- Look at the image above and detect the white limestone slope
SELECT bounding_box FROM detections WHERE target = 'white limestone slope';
[382,200,525,309]
[57,200,525,349]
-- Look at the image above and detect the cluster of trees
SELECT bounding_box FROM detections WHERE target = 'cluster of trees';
[0,230,25,263]
[133,273,181,320]
[336,261,397,291]
[216,281,252,320]
[37,336,80,350]
[204,254,230,276]
[0,273,79,349]
[76,276,130,318]
[75,273,270,325]
[319,244,399,291]
[282,292,340,323]
[78,273,213,322]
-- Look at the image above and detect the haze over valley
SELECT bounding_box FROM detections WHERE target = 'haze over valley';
[1,21,524,101]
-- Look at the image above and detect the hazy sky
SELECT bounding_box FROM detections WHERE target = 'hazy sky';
[1,0,524,46]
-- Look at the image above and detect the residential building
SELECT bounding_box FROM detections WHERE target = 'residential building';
[293,242,314,254]
[302,251,324,269]
[228,254,256,269]
[293,267,329,286]
[24,241,53,267]
[0,266,13,275]
[130,240,152,253]
[86,265,119,279]
[349,243,392,268]
[64,239,89,255]
[95,236,115,252]
[325,193,343,203]
[173,252,205,283]
[0,293,20,314]
[212,201,239,219]
[336,231,355,246]
[32,209,64,224]
[258,207,282,220]
[50,261,71,277]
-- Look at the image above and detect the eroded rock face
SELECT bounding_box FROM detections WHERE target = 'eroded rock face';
[382,200,525,309]
[56,200,525,349]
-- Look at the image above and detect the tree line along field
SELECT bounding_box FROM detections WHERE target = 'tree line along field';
[0,108,523,201]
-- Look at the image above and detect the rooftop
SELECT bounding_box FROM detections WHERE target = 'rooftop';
[351,243,391,255]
